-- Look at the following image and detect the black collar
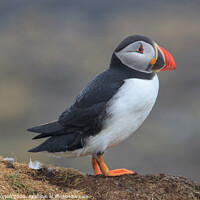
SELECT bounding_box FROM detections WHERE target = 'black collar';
[110,53,155,80]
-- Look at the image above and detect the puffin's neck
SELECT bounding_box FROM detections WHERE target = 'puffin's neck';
[109,53,155,80]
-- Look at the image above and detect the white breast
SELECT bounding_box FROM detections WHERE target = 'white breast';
[66,75,159,157]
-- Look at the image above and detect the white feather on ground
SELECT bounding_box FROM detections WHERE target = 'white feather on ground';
[4,157,15,162]
[28,158,42,170]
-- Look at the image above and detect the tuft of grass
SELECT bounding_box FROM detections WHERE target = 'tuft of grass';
[4,173,34,195]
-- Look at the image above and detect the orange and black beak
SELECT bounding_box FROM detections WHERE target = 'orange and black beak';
[150,44,176,72]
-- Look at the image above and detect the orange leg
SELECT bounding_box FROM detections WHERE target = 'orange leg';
[92,157,101,175]
[95,155,135,176]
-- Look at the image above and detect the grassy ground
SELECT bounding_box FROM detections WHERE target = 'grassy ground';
[0,155,199,200]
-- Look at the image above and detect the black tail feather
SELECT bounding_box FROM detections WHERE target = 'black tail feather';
[27,121,66,139]
[28,132,83,153]
[27,121,64,133]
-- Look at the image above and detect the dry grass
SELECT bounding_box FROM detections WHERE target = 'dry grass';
[0,155,199,200]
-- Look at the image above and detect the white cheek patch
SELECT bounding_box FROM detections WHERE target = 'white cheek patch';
[115,41,155,73]
[116,51,138,66]
[115,51,149,72]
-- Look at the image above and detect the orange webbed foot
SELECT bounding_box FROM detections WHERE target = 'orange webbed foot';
[108,168,135,176]
[93,155,135,177]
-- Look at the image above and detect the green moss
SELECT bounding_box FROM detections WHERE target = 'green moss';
[4,173,34,195]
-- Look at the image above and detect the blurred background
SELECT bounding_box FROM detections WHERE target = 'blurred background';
[0,0,200,182]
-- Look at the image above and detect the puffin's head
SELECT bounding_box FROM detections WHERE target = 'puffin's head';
[111,35,176,73]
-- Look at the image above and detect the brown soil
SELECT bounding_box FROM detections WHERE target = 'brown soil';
[0,155,199,200]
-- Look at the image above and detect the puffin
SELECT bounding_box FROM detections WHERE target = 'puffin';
[28,35,176,176]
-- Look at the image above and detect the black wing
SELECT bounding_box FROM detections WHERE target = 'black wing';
[28,68,125,153]
[28,68,125,140]
[58,68,125,134]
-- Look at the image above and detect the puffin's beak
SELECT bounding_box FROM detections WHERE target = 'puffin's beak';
[150,44,176,72]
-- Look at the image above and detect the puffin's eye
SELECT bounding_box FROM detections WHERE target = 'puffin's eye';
[137,44,144,53]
